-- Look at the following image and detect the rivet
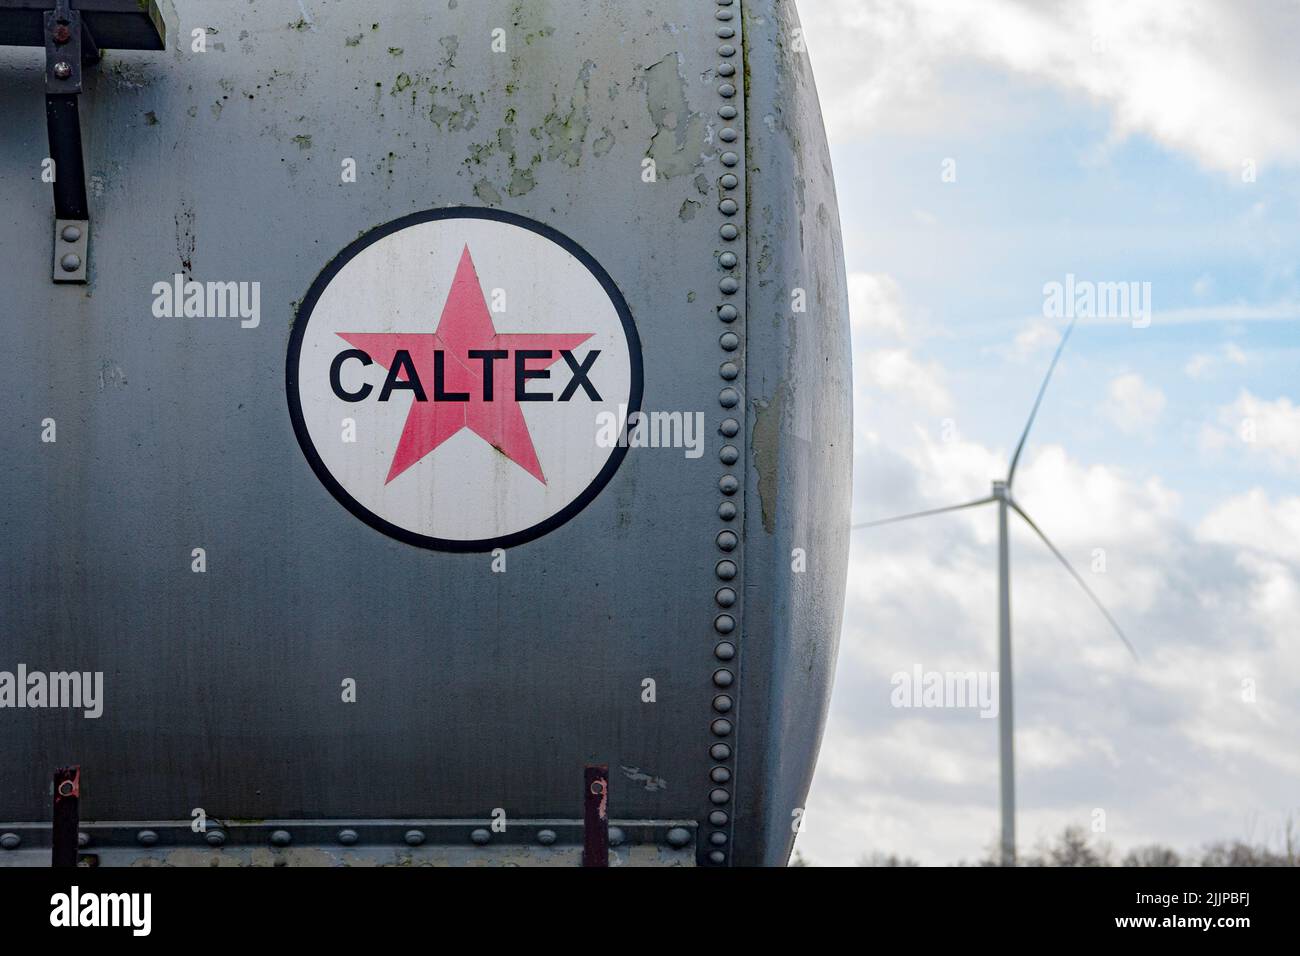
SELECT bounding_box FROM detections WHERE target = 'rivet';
[710,743,732,761]
[537,828,557,846]
[720,332,740,352]
[719,199,739,216]
[719,104,738,120]
[717,26,735,38]
[719,128,738,144]
[718,303,738,322]
[714,641,736,661]
[404,829,426,846]
[720,151,740,167]
[717,0,734,6]
[718,83,736,98]
[720,418,740,437]
[719,251,738,269]
[53,60,72,79]
[715,559,737,580]
[60,225,81,242]
[711,766,732,784]
[720,362,739,380]
[718,44,736,57]
[665,827,692,848]
[710,832,728,847]
[713,668,735,688]
[710,788,731,805]
[719,445,739,466]
[714,613,736,633]
[709,810,729,827]
[719,387,739,407]
[718,63,736,77]
[716,530,738,552]
[713,694,734,713]
[78,831,90,848]
[338,828,359,845]
[711,718,733,737]
[60,253,81,272]
[270,829,291,847]
[470,828,491,845]
[609,826,626,847]
[720,173,739,189]
[709,850,727,864]
[718,500,737,521]
[718,475,739,495]
[1,833,20,850]
[720,277,739,295]
[715,588,737,608]
[206,829,226,847]
[719,223,739,241]
[715,9,734,20]
[137,829,158,847]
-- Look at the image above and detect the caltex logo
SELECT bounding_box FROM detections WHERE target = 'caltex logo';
[287,209,643,551]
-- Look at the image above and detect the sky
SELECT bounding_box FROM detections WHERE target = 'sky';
[794,0,1300,865]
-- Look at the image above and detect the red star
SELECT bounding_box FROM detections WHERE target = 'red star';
[338,246,593,485]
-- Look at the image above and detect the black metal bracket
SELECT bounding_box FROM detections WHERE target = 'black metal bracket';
[0,0,165,282]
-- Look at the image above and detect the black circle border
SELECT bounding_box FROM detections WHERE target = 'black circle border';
[285,207,645,554]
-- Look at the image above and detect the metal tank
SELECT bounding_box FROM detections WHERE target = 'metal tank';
[0,0,851,866]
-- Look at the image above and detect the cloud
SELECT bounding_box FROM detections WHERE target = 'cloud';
[848,272,909,340]
[1199,489,1300,563]
[1201,390,1300,471]
[857,349,952,415]
[1102,373,1166,434]
[1185,343,1249,379]
[799,0,1300,171]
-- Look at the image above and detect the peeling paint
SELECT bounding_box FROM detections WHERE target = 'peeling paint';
[753,381,790,534]
[621,765,668,791]
[474,178,503,205]
[643,53,706,179]
[542,60,595,167]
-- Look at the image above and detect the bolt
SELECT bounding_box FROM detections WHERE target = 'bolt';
[53,61,72,80]
[53,24,71,44]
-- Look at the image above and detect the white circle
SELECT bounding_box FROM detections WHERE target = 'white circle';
[290,213,637,549]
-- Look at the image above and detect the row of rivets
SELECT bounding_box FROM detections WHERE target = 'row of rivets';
[0,827,650,851]
[707,0,744,868]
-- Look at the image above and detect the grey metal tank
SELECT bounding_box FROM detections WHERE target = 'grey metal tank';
[0,0,851,866]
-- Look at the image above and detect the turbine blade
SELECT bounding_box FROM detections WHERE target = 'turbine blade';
[1007,498,1139,661]
[852,496,995,530]
[1006,314,1079,488]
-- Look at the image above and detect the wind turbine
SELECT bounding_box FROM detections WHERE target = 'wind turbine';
[853,315,1139,867]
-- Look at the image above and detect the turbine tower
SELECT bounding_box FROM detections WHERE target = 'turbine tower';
[854,315,1139,866]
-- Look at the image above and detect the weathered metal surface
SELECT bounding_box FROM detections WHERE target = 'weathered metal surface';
[0,0,850,866]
